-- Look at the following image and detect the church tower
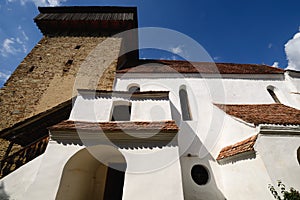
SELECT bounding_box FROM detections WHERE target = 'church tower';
[0,6,138,176]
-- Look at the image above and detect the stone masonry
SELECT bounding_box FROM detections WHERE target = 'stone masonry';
[0,36,122,158]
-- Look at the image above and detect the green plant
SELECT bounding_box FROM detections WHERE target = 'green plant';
[269,181,300,200]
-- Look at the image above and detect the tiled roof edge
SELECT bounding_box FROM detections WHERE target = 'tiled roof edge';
[217,134,258,161]
[49,120,179,133]
[117,60,284,74]
[214,103,300,126]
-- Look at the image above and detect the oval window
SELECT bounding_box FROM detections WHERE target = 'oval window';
[191,165,209,185]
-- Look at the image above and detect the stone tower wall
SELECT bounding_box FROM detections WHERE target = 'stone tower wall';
[0,36,121,133]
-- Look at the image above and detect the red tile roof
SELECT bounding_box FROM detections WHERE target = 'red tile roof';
[117,60,284,74]
[217,135,258,160]
[49,120,179,133]
[215,104,300,126]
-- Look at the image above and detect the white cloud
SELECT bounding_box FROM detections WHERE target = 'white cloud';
[18,26,29,41]
[170,45,183,54]
[268,43,273,49]
[0,37,27,57]
[0,71,11,83]
[285,31,300,71]
[7,0,66,7]
[0,25,29,57]
[47,0,65,6]
[272,62,279,68]
[213,56,221,61]
[0,38,19,57]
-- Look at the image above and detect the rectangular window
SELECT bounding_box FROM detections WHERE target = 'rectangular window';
[111,104,131,121]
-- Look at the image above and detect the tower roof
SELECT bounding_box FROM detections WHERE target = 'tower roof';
[34,6,138,36]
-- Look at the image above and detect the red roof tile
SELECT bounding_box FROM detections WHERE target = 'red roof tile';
[49,120,179,133]
[217,135,258,160]
[117,60,284,74]
[215,104,300,126]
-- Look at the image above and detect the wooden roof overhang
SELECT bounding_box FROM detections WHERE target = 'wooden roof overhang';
[49,120,179,148]
[34,6,138,37]
[0,99,73,146]
[78,89,170,100]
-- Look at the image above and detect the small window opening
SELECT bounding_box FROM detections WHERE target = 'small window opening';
[267,88,280,103]
[128,86,140,93]
[179,87,192,120]
[191,165,209,186]
[297,147,300,165]
[63,60,73,73]
[75,45,81,49]
[111,104,131,121]
[28,66,35,73]
[65,60,73,66]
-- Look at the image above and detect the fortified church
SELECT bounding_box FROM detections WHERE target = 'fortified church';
[0,6,299,200]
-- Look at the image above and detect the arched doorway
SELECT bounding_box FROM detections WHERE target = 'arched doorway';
[56,145,126,200]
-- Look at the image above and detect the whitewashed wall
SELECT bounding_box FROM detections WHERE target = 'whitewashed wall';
[70,94,172,122]
[256,134,300,190]
[114,73,300,200]
[0,141,84,200]
[220,154,274,200]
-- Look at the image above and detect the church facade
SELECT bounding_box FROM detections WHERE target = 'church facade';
[0,6,299,200]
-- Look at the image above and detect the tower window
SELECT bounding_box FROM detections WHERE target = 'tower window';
[28,66,35,73]
[65,59,73,66]
[75,45,81,49]
[111,103,132,121]
[179,87,192,121]
[267,87,280,103]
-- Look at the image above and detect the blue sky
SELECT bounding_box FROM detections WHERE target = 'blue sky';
[1,0,300,86]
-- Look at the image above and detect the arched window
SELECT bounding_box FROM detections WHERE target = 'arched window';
[111,102,132,121]
[128,84,140,93]
[297,147,300,165]
[267,86,280,103]
[179,86,192,121]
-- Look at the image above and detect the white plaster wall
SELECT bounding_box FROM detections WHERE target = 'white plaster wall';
[1,142,185,200]
[115,75,299,106]
[70,95,112,122]
[177,111,257,200]
[256,135,300,190]
[120,146,184,200]
[131,100,172,121]
[285,71,300,92]
[180,156,226,200]
[285,72,300,107]
[220,154,274,200]
[70,95,172,122]
[114,75,300,200]
[220,134,300,200]
[0,141,84,200]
